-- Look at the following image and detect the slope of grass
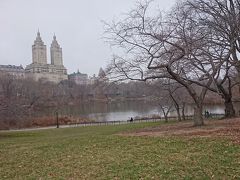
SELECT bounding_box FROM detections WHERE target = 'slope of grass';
[0,122,239,179]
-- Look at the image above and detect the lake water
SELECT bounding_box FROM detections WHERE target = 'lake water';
[37,101,240,122]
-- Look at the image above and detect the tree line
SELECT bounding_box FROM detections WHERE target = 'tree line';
[0,69,234,129]
[0,72,165,129]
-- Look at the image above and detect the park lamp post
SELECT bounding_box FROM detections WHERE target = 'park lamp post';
[55,110,59,128]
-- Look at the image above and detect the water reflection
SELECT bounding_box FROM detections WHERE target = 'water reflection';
[38,101,240,122]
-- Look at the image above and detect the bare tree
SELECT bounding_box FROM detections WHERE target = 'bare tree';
[104,1,222,126]
[0,73,32,129]
[149,79,187,121]
[186,0,240,76]
[177,0,240,117]
[165,81,187,121]
[158,98,174,122]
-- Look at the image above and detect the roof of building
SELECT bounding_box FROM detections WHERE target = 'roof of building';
[98,67,106,78]
[0,65,24,70]
[68,71,88,77]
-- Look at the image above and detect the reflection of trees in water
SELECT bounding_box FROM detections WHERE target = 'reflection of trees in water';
[35,101,234,121]
[38,101,157,116]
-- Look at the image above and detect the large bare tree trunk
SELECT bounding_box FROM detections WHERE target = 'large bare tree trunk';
[182,103,186,121]
[164,115,168,123]
[237,66,240,95]
[176,107,182,122]
[218,84,236,118]
[193,105,204,126]
[224,98,236,118]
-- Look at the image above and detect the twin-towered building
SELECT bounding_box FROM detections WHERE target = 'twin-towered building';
[25,31,68,83]
[0,31,107,84]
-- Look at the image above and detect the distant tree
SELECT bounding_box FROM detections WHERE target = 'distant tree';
[0,73,31,128]
[158,97,174,123]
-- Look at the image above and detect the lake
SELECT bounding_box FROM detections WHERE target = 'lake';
[35,101,240,122]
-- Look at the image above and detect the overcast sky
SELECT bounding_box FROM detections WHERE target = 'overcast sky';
[0,0,176,76]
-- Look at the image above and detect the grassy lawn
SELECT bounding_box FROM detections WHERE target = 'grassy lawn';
[0,122,240,179]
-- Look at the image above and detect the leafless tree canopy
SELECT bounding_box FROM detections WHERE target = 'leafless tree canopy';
[104,0,240,126]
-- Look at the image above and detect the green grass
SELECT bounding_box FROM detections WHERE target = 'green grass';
[0,122,240,179]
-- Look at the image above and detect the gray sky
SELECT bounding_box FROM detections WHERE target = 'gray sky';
[0,0,176,76]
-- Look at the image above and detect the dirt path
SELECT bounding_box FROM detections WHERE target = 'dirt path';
[121,118,240,144]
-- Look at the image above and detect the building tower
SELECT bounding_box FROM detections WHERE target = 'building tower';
[26,31,68,83]
[32,31,47,64]
[50,34,63,66]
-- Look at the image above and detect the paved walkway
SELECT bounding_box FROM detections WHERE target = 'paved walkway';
[0,119,162,132]
[1,114,224,132]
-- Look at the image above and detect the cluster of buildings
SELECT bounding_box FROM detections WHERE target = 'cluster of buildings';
[0,31,106,85]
